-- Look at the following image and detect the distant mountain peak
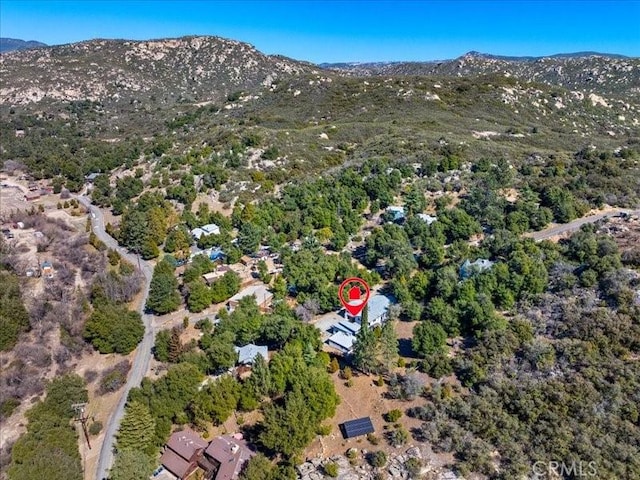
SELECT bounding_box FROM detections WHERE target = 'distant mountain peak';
[0,38,47,53]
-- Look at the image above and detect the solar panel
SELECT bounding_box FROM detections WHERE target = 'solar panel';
[340,417,374,439]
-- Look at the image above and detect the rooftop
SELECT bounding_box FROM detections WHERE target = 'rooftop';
[326,331,356,352]
[234,344,268,365]
[205,435,254,480]
[228,284,273,305]
[166,428,208,461]
[367,294,392,321]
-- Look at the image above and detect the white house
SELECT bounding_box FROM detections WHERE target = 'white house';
[227,284,274,312]
[417,213,437,225]
[343,294,392,327]
[191,223,221,240]
[460,259,494,279]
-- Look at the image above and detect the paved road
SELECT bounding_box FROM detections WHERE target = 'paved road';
[525,208,640,241]
[75,196,155,480]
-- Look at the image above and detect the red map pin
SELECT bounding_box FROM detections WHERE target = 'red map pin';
[338,277,370,317]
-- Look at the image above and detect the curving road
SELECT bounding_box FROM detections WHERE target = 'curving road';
[76,195,155,480]
[525,208,640,242]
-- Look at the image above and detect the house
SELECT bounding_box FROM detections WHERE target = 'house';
[386,206,405,222]
[326,331,356,354]
[205,435,255,480]
[239,255,253,266]
[41,260,54,279]
[15,129,25,138]
[234,344,268,365]
[202,265,232,285]
[24,192,40,202]
[191,224,221,240]
[343,294,392,327]
[417,213,437,225]
[84,173,100,183]
[227,285,273,313]
[160,428,208,480]
[459,259,494,280]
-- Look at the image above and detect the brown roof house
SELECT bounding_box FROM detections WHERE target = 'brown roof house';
[160,429,208,480]
[160,430,254,480]
[204,435,255,480]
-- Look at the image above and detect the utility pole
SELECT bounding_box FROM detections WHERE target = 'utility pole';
[72,402,92,450]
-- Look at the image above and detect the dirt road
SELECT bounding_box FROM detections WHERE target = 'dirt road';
[525,208,640,241]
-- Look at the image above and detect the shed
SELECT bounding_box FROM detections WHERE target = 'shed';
[339,417,375,439]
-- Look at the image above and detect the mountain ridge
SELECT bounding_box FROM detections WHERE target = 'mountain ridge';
[0,35,638,109]
[0,37,47,53]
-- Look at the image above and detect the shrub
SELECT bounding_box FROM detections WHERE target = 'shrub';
[88,421,103,435]
[367,433,380,445]
[384,409,403,423]
[346,448,358,460]
[405,457,422,477]
[0,398,20,419]
[98,360,131,395]
[387,426,409,447]
[341,366,353,380]
[317,424,332,436]
[324,462,339,478]
[83,370,98,383]
[328,357,340,373]
[368,450,387,468]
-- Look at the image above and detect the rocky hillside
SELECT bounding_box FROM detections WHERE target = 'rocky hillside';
[0,38,47,54]
[321,51,640,99]
[0,36,315,106]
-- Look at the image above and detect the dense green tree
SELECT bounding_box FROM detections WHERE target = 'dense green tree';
[8,375,87,480]
[83,302,144,354]
[412,322,447,357]
[200,330,238,372]
[379,320,399,373]
[238,222,262,254]
[239,454,276,480]
[110,449,154,480]
[153,329,171,362]
[352,312,379,374]
[186,279,211,313]
[190,375,240,426]
[116,401,156,454]
[146,259,181,314]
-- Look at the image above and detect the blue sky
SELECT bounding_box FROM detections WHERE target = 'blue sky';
[1,1,638,62]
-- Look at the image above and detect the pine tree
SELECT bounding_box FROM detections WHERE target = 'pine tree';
[352,306,379,374]
[167,328,182,363]
[116,401,156,455]
[379,319,399,374]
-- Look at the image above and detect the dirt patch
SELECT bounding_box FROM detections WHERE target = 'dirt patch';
[305,369,432,460]
[191,192,233,216]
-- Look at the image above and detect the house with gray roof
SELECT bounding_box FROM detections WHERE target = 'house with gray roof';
[234,344,268,365]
